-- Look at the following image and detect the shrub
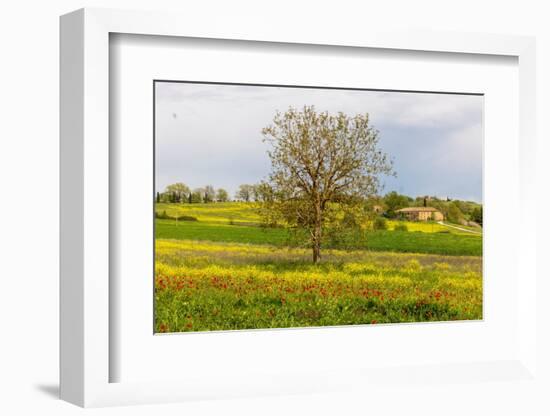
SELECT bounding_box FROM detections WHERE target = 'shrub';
[156,210,170,219]
[373,217,388,230]
[394,223,408,232]
[178,215,198,222]
[155,211,198,221]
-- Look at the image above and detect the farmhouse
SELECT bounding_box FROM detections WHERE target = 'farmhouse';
[396,207,444,221]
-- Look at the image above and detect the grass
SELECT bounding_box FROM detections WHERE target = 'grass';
[154,202,483,332]
[387,220,480,235]
[156,202,259,224]
[155,239,482,332]
[156,202,482,234]
[156,219,482,256]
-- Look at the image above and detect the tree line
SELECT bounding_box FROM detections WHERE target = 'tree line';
[156,183,271,204]
[157,183,482,226]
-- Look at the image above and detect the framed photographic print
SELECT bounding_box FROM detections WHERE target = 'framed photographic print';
[60,8,541,409]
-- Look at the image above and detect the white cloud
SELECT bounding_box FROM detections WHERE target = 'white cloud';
[155,82,483,200]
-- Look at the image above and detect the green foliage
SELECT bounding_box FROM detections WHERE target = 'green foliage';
[427,199,482,223]
[394,223,408,232]
[156,210,170,220]
[253,182,274,203]
[373,216,388,230]
[446,203,464,224]
[471,206,483,226]
[451,199,471,216]
[190,189,203,203]
[179,215,198,222]
[325,206,371,249]
[236,184,255,202]
[155,211,198,221]
[203,185,216,203]
[216,188,229,202]
[164,182,190,202]
[383,191,410,218]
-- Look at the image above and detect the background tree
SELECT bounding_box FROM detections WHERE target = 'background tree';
[236,184,254,202]
[254,182,275,203]
[383,191,410,218]
[204,185,216,203]
[216,188,229,202]
[471,206,483,226]
[261,106,393,263]
[428,198,447,218]
[452,199,471,217]
[446,203,464,224]
[252,184,268,202]
[365,195,386,213]
[190,188,204,203]
[164,182,190,203]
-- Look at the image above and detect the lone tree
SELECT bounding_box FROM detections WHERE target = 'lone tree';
[261,106,393,263]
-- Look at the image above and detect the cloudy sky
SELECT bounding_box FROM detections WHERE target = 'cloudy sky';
[155,82,483,202]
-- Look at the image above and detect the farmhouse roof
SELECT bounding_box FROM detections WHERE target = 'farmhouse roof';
[396,207,440,212]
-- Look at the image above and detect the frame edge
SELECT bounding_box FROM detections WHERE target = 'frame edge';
[59,8,85,407]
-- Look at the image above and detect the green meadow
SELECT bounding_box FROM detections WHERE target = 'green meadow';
[155,202,482,256]
[154,202,483,332]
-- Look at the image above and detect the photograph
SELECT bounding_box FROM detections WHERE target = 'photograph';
[154,81,483,333]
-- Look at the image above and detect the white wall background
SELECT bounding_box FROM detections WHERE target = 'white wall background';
[0,1,548,415]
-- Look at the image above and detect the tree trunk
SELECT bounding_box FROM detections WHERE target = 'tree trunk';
[312,213,322,263]
[312,238,321,263]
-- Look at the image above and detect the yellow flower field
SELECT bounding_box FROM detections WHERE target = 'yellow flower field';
[155,239,482,332]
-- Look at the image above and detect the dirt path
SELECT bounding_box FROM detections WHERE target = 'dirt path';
[437,221,482,235]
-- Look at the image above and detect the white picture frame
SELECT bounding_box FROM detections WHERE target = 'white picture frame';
[60,7,539,408]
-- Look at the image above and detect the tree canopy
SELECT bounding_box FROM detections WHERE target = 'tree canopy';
[216,188,230,202]
[236,184,255,202]
[260,106,393,263]
[383,191,410,217]
[164,182,190,202]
